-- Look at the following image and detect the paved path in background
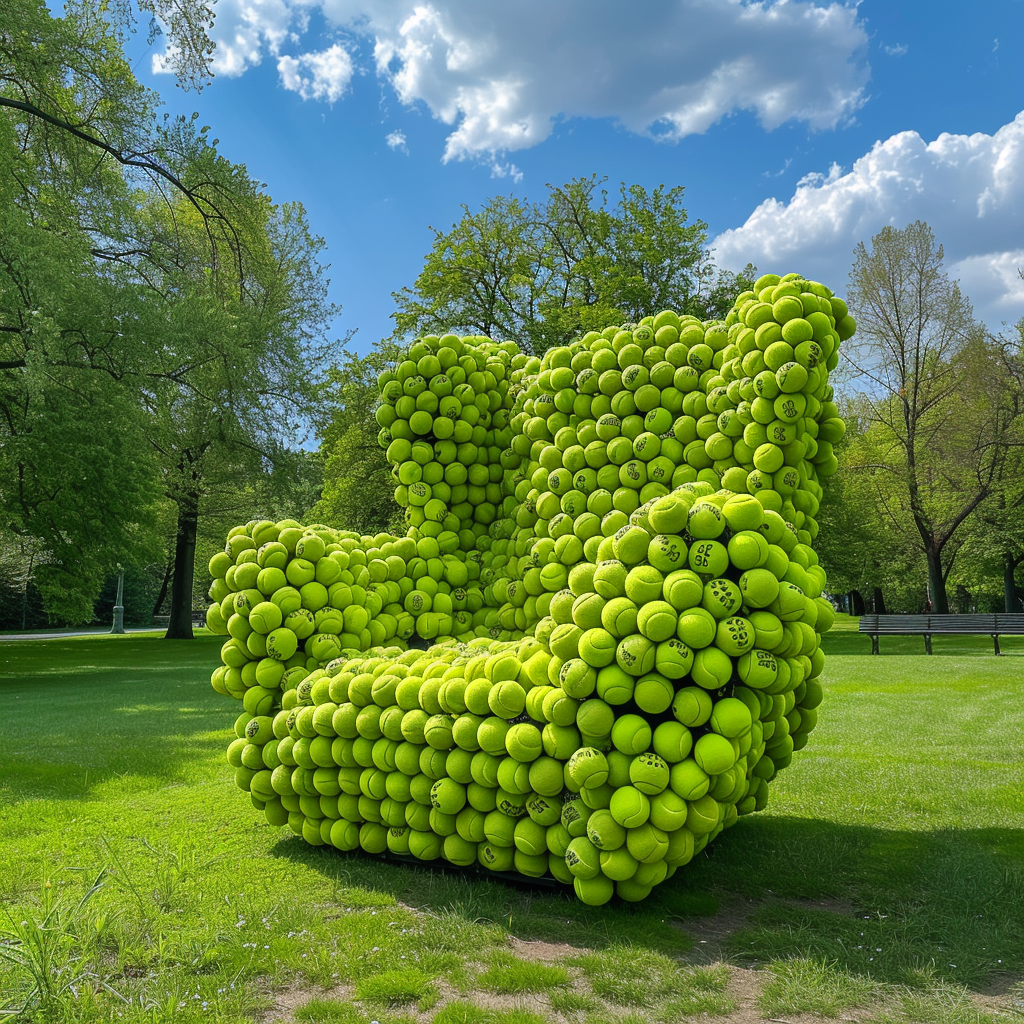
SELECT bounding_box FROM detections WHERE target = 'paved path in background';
[0,627,165,641]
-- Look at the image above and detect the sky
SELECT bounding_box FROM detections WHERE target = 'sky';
[130,0,1024,355]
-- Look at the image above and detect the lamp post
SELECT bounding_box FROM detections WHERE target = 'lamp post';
[111,565,125,634]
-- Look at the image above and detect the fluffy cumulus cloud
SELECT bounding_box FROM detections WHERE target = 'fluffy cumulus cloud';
[712,112,1024,329]
[277,43,355,101]
[156,0,869,159]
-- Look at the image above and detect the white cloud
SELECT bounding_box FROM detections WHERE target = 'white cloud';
[154,0,870,162]
[386,129,408,152]
[712,111,1024,329]
[883,42,908,57]
[278,43,355,102]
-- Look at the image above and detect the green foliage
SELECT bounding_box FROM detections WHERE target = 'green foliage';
[393,176,754,354]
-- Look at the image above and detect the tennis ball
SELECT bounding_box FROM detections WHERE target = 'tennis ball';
[573,873,614,905]
[702,578,743,619]
[647,534,688,573]
[595,663,634,705]
[652,721,693,763]
[423,714,455,750]
[626,822,669,863]
[648,492,692,533]
[505,723,543,762]
[694,733,737,775]
[477,718,512,757]
[633,673,673,714]
[572,592,606,631]
[576,699,614,738]
[593,560,629,598]
[691,647,733,690]
[636,601,677,642]
[739,568,781,608]
[624,565,665,605]
[559,659,598,699]
[567,747,610,789]
[688,539,729,577]
[670,759,710,800]
[612,525,651,565]
[728,531,769,571]
[686,794,721,835]
[610,714,652,755]
[716,616,755,657]
[738,649,778,689]
[710,697,753,738]
[687,501,725,539]
[650,789,690,832]
[629,752,670,795]
[672,686,713,727]
[430,777,467,815]
[249,601,284,634]
[676,607,717,648]
[722,493,764,532]
[578,628,618,668]
[609,786,651,828]
[565,836,601,879]
[586,808,627,850]
[601,597,639,638]
[600,846,639,881]
[265,627,298,661]
[488,680,526,719]
[749,610,786,650]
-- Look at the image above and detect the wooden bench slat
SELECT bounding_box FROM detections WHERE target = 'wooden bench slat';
[855,612,1023,654]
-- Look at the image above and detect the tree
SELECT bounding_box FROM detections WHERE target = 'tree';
[312,343,403,536]
[845,222,1022,613]
[393,176,754,354]
[1,2,339,629]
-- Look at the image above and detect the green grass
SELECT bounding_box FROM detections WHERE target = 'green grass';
[1,631,1022,1023]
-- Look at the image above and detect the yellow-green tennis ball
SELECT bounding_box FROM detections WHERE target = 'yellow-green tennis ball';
[651,639,692,681]
[561,796,590,837]
[669,758,710,802]
[675,606,717,648]
[625,565,664,605]
[722,493,764,532]
[636,601,677,643]
[609,785,651,827]
[559,660,597,700]
[687,501,725,539]
[647,534,688,573]
[686,793,721,835]
[688,539,729,577]
[578,628,618,668]
[576,698,615,738]
[694,733,737,775]
[249,601,284,634]
[586,808,627,850]
[265,627,298,662]
[243,686,276,717]
[727,531,768,571]
[543,687,579,727]
[526,793,562,827]
[483,809,517,847]
[662,568,704,612]
[255,658,286,688]
[512,816,549,857]
[464,679,497,718]
[528,756,565,797]
[702,578,742,620]
[579,780,614,810]
[477,718,511,757]
[672,686,713,727]
[633,672,673,714]
[715,615,755,657]
[593,560,629,598]
[648,492,692,534]
[738,649,778,689]
[652,721,693,764]
[567,747,610,789]
[572,592,606,631]
[649,789,690,832]
[749,610,786,651]
[443,833,478,866]
[488,680,526,719]
[596,663,635,705]
[423,714,455,750]
[626,822,669,864]
[691,647,733,690]
[600,845,639,881]
[629,752,670,795]
[612,525,651,565]
[479,842,516,871]
[615,878,652,901]
[565,836,601,879]
[505,723,543,762]
[610,713,652,755]
[574,873,614,905]
[616,635,656,676]
[710,697,753,738]
[600,597,639,638]
[430,777,466,815]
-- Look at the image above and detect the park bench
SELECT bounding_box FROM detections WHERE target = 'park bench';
[858,613,1024,655]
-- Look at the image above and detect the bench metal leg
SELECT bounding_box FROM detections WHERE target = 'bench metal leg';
[924,634,932,655]
[993,634,1001,656]
[871,634,879,655]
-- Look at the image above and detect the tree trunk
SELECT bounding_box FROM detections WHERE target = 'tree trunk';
[152,550,174,618]
[165,494,199,639]
[926,547,949,614]
[872,587,888,615]
[849,590,865,616]
[1006,554,1021,613]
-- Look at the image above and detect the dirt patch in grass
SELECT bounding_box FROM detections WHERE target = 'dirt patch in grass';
[674,896,758,963]
[508,936,584,962]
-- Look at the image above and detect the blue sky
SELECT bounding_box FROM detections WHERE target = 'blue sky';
[130,0,1024,355]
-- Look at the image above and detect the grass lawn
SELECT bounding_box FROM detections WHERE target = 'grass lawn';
[1,627,1021,1023]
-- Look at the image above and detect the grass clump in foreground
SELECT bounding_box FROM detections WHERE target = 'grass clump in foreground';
[0,632,1021,1023]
